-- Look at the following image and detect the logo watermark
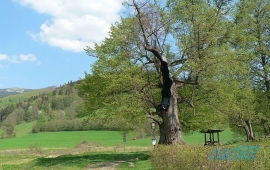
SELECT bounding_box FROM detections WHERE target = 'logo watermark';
[210,146,261,160]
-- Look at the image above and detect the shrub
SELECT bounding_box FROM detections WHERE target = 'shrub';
[37,119,84,132]
[32,124,41,133]
[150,144,270,170]
[2,123,16,138]
[28,143,43,155]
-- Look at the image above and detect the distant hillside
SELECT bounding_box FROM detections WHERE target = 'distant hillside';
[0,81,94,137]
[0,86,57,109]
[0,88,34,98]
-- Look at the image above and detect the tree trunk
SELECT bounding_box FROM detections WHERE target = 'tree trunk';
[267,124,270,136]
[243,119,255,141]
[132,0,186,145]
[158,83,185,145]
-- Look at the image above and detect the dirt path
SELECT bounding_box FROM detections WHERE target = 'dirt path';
[86,161,126,170]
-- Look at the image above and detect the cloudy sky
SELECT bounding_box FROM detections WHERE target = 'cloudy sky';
[0,0,123,89]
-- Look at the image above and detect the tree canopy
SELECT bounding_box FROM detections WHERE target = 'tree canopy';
[78,0,270,143]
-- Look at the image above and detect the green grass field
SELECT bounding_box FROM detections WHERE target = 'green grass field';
[0,121,153,150]
[1,121,236,150]
[0,121,246,169]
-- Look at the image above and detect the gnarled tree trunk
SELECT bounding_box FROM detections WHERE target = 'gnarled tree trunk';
[132,0,194,145]
[159,83,185,145]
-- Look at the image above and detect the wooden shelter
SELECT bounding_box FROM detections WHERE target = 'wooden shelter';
[200,129,223,146]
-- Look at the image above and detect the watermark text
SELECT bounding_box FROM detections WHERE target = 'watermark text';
[210,146,261,160]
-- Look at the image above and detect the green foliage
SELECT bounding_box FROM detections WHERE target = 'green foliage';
[232,0,270,136]
[32,119,83,132]
[151,144,270,170]
[0,87,54,109]
[1,123,16,138]
[78,18,156,130]
[78,0,268,139]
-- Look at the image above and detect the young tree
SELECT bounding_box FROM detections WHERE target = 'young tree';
[234,0,270,136]
[206,70,259,141]
[3,123,15,138]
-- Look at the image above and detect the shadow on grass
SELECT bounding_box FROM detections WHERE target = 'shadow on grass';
[35,152,149,168]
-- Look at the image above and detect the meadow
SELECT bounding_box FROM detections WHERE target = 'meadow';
[0,121,251,169]
[1,122,236,150]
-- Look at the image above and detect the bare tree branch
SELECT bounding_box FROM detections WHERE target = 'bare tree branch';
[147,115,161,125]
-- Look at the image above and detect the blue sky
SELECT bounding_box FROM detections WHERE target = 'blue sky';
[0,0,123,89]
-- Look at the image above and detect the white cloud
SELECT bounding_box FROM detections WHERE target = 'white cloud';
[0,54,9,60]
[20,54,36,62]
[14,0,123,52]
[0,53,40,64]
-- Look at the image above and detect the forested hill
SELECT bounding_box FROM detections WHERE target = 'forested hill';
[0,80,88,137]
[0,86,57,109]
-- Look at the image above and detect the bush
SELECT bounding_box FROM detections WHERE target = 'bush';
[2,123,16,138]
[150,144,270,170]
[32,118,127,133]
[28,143,43,155]
[33,119,84,132]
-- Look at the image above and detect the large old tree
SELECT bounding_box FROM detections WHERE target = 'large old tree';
[79,0,234,145]
[127,0,233,144]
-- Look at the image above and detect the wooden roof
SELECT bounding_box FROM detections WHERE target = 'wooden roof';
[200,129,224,133]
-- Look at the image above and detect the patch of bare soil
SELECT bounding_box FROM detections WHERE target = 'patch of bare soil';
[86,161,126,170]
[3,159,33,165]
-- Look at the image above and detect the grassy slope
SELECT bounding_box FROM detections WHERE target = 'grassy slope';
[0,121,237,150]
